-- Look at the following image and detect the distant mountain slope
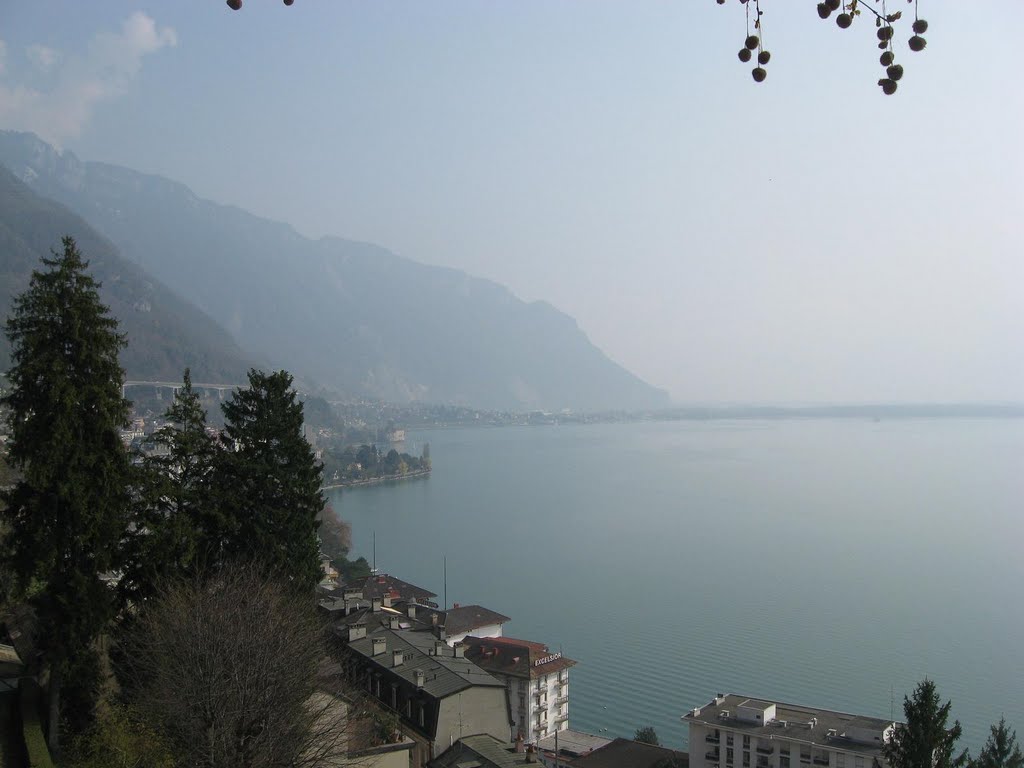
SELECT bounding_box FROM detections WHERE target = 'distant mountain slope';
[0,164,255,383]
[0,131,669,412]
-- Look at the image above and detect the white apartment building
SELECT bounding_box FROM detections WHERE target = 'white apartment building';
[462,636,576,745]
[684,694,897,768]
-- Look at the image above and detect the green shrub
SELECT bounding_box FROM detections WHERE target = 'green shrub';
[65,704,174,768]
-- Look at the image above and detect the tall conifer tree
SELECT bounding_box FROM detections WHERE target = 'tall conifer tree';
[122,368,219,603]
[884,680,967,768]
[1,236,131,754]
[217,369,323,590]
[970,719,1024,768]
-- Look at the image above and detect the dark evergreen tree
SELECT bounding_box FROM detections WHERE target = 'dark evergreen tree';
[122,369,219,604]
[970,719,1024,768]
[217,369,323,591]
[1,236,131,755]
[883,680,967,768]
[635,726,661,746]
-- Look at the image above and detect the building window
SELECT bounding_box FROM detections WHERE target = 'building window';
[728,734,735,746]
[744,752,751,767]
[837,755,845,768]
[781,745,790,756]
[855,759,864,768]
[727,748,735,763]
[419,703,425,728]
[801,747,811,762]
[781,758,790,768]
[405,699,411,718]
[744,736,751,749]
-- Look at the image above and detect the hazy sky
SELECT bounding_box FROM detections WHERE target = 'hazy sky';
[1,1,1020,403]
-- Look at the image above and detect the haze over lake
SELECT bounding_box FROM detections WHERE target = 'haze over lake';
[328,418,1024,752]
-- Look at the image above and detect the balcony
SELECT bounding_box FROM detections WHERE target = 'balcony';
[555,695,569,705]
[757,746,775,755]
[706,735,721,744]
[813,759,830,766]
[707,751,722,761]
[555,713,569,723]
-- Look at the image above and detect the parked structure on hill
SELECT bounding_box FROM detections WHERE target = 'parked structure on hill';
[683,694,897,768]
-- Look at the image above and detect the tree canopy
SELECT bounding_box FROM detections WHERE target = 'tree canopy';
[119,565,344,768]
[218,369,324,590]
[635,726,661,746]
[884,679,967,768]
[122,368,219,605]
[970,719,1024,768]
[1,235,131,754]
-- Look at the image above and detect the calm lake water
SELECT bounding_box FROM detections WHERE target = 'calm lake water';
[326,419,1024,752]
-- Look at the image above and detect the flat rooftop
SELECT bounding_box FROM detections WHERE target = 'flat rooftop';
[683,694,896,756]
[536,729,612,758]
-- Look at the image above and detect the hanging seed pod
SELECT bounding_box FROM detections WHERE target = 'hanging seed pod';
[826,0,841,10]
[226,0,242,8]
[284,0,294,4]
[886,64,904,81]
[880,51,895,66]
[738,48,752,62]
[817,3,831,20]
[912,19,928,34]
[752,67,767,82]
[878,78,897,95]
[878,41,888,49]
[836,13,853,29]
[877,26,893,41]
[758,50,771,65]
[745,35,760,50]
[908,35,927,51]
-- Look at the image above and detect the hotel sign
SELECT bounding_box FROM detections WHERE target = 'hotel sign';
[534,652,562,667]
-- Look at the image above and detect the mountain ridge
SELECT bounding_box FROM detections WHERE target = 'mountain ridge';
[0,130,669,412]
[0,164,257,383]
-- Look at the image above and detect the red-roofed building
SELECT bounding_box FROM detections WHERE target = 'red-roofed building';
[462,636,577,745]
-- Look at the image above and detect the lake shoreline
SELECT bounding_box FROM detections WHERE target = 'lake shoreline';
[322,468,431,491]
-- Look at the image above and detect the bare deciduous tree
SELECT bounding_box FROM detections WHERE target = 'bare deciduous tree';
[119,565,366,767]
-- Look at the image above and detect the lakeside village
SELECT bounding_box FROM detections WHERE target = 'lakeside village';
[108,391,918,768]
[304,564,910,768]
[118,401,430,490]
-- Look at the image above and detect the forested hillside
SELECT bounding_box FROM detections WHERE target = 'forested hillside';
[0,131,669,412]
[0,165,255,383]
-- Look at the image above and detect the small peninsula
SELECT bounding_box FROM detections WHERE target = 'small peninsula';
[321,443,431,489]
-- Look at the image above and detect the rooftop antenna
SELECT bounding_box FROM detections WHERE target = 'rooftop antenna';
[443,556,448,610]
[890,684,895,721]
[373,530,376,573]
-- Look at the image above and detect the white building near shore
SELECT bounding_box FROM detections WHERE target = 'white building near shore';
[462,636,576,745]
[684,694,897,768]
